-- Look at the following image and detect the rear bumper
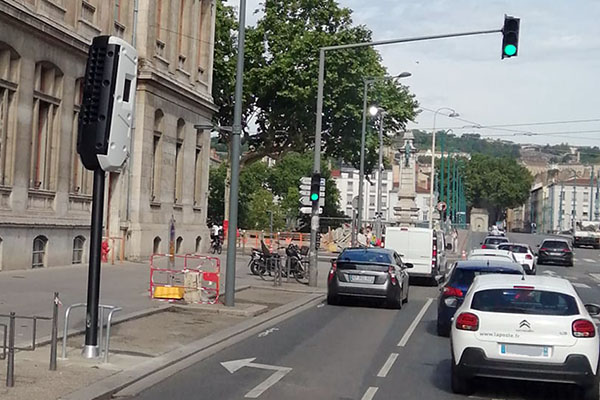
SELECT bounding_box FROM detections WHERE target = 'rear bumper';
[538,253,573,265]
[328,280,398,300]
[455,347,597,387]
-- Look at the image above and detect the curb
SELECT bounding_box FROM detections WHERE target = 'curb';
[61,292,325,400]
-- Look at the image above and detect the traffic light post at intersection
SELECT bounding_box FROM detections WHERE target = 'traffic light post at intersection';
[310,18,520,286]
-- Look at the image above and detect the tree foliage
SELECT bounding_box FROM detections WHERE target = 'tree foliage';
[413,130,521,159]
[464,154,533,220]
[207,163,227,223]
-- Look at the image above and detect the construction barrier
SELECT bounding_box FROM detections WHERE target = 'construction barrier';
[102,236,125,264]
[149,254,220,304]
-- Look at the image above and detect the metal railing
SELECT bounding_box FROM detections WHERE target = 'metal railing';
[61,303,122,363]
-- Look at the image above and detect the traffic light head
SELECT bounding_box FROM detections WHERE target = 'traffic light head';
[310,173,321,203]
[78,36,138,172]
[502,15,520,59]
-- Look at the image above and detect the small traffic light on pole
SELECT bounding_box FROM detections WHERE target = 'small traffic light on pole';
[502,15,520,59]
[310,173,321,203]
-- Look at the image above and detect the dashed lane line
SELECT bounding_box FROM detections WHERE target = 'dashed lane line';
[584,258,596,263]
[397,298,434,347]
[589,273,600,283]
[376,353,399,378]
[571,282,591,289]
[361,387,378,400]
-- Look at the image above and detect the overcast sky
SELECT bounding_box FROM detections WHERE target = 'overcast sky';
[227,0,600,147]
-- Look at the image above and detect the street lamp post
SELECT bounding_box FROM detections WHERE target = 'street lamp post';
[429,108,459,229]
[371,107,387,240]
[353,73,411,246]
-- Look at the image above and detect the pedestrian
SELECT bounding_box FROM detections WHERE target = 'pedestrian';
[451,228,458,253]
[357,228,367,248]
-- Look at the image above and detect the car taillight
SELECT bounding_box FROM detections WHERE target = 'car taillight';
[456,312,479,331]
[525,254,533,260]
[481,244,487,249]
[442,286,463,297]
[573,319,596,338]
[388,266,397,285]
[540,248,548,252]
[328,262,337,283]
[562,248,571,253]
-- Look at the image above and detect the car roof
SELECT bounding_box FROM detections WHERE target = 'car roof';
[454,259,524,272]
[497,243,530,248]
[541,237,570,244]
[470,274,577,296]
[341,247,396,255]
[483,236,508,240]
[469,249,512,256]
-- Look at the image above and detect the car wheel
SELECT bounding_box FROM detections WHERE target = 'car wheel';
[437,320,450,337]
[327,293,339,306]
[451,359,473,394]
[581,379,599,400]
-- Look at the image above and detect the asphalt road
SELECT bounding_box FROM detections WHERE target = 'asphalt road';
[131,231,600,400]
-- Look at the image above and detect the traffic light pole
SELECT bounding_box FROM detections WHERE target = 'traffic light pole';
[83,168,105,358]
[311,27,503,286]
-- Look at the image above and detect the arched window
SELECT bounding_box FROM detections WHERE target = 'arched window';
[32,235,48,268]
[153,236,161,254]
[31,61,63,191]
[195,236,202,253]
[176,236,183,253]
[0,42,20,187]
[151,110,164,202]
[174,119,185,204]
[72,235,85,264]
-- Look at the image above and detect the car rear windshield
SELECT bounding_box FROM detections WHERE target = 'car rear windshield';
[485,237,508,245]
[498,244,528,253]
[449,268,522,286]
[471,289,579,316]
[542,241,569,250]
[337,251,392,269]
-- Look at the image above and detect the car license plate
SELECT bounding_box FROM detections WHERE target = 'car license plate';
[500,344,550,357]
[349,275,375,284]
[550,252,562,256]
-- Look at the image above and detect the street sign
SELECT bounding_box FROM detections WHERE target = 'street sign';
[437,202,447,212]
[300,197,325,207]
[300,177,325,186]
[300,206,322,214]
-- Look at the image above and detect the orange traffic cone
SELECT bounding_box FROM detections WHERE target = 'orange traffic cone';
[461,250,467,260]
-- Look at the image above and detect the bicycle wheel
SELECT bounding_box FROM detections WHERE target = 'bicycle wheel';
[294,260,309,284]
[259,261,275,281]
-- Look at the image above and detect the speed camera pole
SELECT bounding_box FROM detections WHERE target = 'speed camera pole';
[78,36,137,358]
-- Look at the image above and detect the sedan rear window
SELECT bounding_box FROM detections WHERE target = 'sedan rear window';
[541,241,569,250]
[471,289,579,316]
[498,244,528,253]
[485,237,508,245]
[338,251,393,265]
[450,268,522,286]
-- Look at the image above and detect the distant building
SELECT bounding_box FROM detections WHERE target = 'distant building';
[0,0,217,270]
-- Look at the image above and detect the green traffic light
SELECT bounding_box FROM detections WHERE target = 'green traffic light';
[504,44,517,56]
[310,193,319,201]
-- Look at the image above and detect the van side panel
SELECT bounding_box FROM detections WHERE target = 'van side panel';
[385,228,434,276]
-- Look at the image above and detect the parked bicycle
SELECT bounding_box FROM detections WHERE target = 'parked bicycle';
[285,243,309,284]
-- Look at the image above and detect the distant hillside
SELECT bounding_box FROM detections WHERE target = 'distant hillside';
[412,130,521,159]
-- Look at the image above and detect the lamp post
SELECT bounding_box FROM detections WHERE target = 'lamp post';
[354,72,411,246]
[369,106,387,240]
[429,107,459,229]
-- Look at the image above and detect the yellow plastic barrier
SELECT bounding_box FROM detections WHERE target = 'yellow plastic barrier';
[153,286,185,300]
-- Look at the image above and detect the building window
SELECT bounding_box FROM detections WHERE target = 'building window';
[584,192,589,202]
[193,133,203,207]
[177,0,190,69]
[151,110,164,202]
[174,119,185,204]
[176,236,183,253]
[81,0,96,24]
[347,172,353,179]
[346,193,353,204]
[31,62,62,191]
[195,236,202,253]
[153,236,161,254]
[0,43,19,187]
[71,78,92,194]
[368,210,375,219]
[32,235,48,268]
[72,236,85,264]
[347,181,353,190]
[369,195,375,206]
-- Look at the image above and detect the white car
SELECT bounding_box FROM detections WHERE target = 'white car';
[467,249,518,264]
[497,242,537,275]
[450,274,600,399]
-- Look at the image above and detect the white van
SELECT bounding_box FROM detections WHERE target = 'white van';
[384,227,448,285]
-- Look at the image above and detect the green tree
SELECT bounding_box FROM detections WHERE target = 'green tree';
[245,188,285,231]
[207,163,227,223]
[464,154,533,221]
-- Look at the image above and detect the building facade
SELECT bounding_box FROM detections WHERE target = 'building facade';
[0,0,216,270]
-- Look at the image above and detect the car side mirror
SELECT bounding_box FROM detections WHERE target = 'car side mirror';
[479,242,483,245]
[446,243,452,250]
[404,263,414,269]
[585,304,600,316]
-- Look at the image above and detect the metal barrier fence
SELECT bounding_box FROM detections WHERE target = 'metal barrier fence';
[61,303,122,363]
[149,254,220,304]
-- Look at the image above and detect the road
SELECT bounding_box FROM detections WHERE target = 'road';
[131,232,600,400]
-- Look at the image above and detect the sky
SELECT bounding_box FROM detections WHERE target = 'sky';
[226,0,600,147]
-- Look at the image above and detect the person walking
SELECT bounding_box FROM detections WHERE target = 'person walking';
[357,228,368,248]
[451,228,459,253]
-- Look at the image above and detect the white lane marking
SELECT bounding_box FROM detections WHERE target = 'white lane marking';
[398,298,434,347]
[542,270,558,276]
[565,276,578,281]
[590,273,600,283]
[377,353,399,378]
[317,303,325,308]
[571,282,591,289]
[361,387,379,400]
[221,358,292,398]
[257,327,279,338]
[585,258,596,263]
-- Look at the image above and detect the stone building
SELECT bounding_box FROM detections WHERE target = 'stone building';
[0,0,216,270]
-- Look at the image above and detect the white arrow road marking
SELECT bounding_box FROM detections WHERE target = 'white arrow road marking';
[398,298,434,347]
[542,270,558,276]
[257,328,279,338]
[377,353,399,378]
[221,358,292,398]
[361,387,379,400]
[571,282,591,289]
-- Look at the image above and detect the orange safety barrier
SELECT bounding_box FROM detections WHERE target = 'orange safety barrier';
[149,254,220,304]
[102,236,125,264]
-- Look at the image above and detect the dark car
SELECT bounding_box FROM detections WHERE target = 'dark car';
[537,238,574,267]
[327,248,412,309]
[480,236,509,249]
[436,260,524,336]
